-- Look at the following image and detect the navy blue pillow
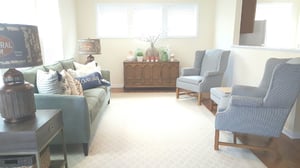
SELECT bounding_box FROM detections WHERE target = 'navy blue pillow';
[75,72,102,90]
[100,78,111,86]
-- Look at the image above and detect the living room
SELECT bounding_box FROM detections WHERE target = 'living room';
[0,0,300,167]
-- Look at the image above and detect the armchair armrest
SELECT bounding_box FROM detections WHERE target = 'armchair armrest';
[231,95,263,107]
[181,67,200,76]
[232,85,266,97]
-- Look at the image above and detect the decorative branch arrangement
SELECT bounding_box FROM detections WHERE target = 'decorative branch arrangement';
[140,34,161,46]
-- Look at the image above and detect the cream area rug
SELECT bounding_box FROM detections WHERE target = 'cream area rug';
[66,92,266,168]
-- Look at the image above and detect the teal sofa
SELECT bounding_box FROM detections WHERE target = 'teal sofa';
[21,58,110,156]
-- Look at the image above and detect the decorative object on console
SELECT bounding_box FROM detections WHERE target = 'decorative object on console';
[0,23,43,123]
[141,34,160,61]
[77,39,101,64]
[135,48,144,62]
[159,48,169,62]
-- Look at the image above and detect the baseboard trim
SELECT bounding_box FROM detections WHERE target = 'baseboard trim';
[283,128,300,139]
[111,84,123,88]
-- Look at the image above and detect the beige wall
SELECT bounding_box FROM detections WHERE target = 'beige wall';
[72,0,300,138]
[75,0,217,87]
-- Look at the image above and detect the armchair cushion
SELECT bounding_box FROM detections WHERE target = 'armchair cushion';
[200,50,222,76]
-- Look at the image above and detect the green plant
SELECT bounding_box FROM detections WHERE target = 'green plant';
[135,49,144,57]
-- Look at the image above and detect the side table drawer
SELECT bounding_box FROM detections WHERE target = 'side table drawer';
[36,111,63,150]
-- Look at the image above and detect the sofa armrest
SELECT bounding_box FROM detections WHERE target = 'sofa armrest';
[34,94,91,143]
[101,70,110,81]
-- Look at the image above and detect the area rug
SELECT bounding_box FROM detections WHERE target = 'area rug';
[65,92,266,168]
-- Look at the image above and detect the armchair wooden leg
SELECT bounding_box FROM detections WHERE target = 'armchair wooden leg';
[233,133,237,144]
[197,93,201,105]
[176,88,179,99]
[214,129,220,150]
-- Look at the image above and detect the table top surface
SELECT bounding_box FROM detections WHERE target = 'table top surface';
[0,109,60,132]
[212,87,232,94]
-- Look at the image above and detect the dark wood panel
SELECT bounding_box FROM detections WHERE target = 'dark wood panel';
[123,61,179,89]
[240,0,257,33]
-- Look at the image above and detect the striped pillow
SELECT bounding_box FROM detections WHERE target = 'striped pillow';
[36,70,64,94]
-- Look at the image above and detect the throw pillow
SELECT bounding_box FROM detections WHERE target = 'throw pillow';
[36,69,64,94]
[59,70,72,95]
[75,72,103,90]
[73,61,102,76]
[67,68,89,78]
[100,78,111,86]
[61,70,83,96]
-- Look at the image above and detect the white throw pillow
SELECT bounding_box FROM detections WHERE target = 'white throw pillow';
[36,69,64,94]
[73,61,102,77]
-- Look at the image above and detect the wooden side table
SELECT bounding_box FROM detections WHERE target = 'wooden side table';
[0,109,68,168]
[210,87,232,111]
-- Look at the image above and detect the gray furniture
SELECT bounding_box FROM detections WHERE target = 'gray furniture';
[176,49,230,104]
[0,109,67,168]
[21,58,111,156]
[214,58,300,152]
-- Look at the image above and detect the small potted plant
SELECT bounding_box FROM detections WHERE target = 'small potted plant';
[135,49,144,62]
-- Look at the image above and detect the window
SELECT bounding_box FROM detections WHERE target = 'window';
[255,2,297,48]
[97,3,198,38]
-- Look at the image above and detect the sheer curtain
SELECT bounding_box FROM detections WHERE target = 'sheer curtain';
[0,0,64,65]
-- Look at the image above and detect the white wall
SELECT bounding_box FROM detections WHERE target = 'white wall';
[213,0,300,138]
[59,0,78,59]
[228,46,300,138]
[75,0,217,88]
[214,0,241,49]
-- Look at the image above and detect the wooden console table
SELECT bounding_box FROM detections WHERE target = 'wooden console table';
[123,61,179,89]
[0,109,68,168]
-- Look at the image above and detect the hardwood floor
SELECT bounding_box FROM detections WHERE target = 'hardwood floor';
[111,88,300,168]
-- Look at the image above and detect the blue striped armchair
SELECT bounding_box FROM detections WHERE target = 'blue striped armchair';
[176,49,230,105]
[214,57,300,152]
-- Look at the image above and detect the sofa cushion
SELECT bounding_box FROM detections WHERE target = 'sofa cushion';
[59,58,75,70]
[177,76,204,85]
[44,62,64,72]
[84,87,107,121]
[22,65,46,93]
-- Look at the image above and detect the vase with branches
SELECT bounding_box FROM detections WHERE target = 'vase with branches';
[142,34,160,61]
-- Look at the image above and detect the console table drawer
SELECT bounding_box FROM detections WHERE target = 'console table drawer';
[0,110,63,153]
[36,111,63,149]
